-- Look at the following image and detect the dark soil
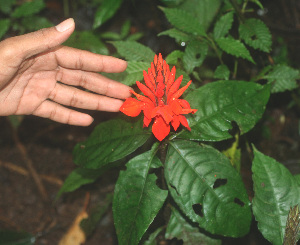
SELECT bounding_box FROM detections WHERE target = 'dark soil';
[0,0,300,244]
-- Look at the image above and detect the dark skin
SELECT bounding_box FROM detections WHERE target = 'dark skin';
[0,18,131,126]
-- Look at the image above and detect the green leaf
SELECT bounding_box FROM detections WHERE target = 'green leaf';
[159,7,206,37]
[165,50,184,65]
[180,0,221,30]
[158,28,191,43]
[0,0,16,14]
[122,61,150,86]
[100,31,121,40]
[165,206,221,244]
[263,65,299,93]
[111,41,155,62]
[0,230,35,245]
[178,81,270,141]
[73,119,151,169]
[126,32,143,41]
[239,18,272,52]
[216,37,255,63]
[11,0,45,18]
[21,16,52,31]
[165,140,252,237]
[113,145,168,245]
[93,0,122,29]
[56,167,107,198]
[64,31,108,55]
[214,64,230,80]
[213,12,234,39]
[252,147,300,245]
[0,19,10,39]
[183,40,208,74]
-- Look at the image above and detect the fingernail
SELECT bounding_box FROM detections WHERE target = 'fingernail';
[55,18,74,32]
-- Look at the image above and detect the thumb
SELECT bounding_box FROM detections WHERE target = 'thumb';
[1,18,75,60]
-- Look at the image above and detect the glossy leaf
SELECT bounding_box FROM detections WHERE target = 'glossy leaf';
[263,64,299,93]
[73,119,151,169]
[122,61,150,86]
[113,145,168,245]
[11,0,45,18]
[252,148,300,245]
[216,37,254,63]
[183,40,208,74]
[111,41,155,62]
[0,19,10,39]
[165,206,221,244]
[213,12,234,40]
[239,18,272,52]
[165,140,252,237]
[178,81,270,141]
[159,7,206,37]
[93,0,122,29]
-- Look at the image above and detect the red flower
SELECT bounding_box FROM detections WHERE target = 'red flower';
[120,53,197,141]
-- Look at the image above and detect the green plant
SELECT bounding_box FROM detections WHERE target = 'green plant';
[0,0,52,38]
[58,0,300,244]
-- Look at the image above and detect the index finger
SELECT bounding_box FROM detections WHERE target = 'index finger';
[53,46,128,73]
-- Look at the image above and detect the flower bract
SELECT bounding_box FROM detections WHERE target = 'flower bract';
[120,53,197,141]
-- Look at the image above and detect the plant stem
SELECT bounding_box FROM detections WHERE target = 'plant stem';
[229,0,245,22]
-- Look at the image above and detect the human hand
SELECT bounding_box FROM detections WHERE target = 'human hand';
[0,18,131,126]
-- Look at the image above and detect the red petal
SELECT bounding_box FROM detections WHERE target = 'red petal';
[171,115,180,131]
[143,115,152,127]
[120,98,142,117]
[143,70,155,93]
[136,81,156,103]
[167,75,183,101]
[168,80,191,103]
[151,105,173,124]
[169,99,183,115]
[179,115,191,130]
[131,90,154,106]
[152,116,170,141]
[166,66,176,93]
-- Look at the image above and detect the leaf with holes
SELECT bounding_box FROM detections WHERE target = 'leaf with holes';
[239,18,272,52]
[177,81,270,141]
[73,119,151,169]
[111,41,155,62]
[252,147,300,245]
[213,12,234,40]
[263,64,299,93]
[183,40,208,74]
[113,144,168,245]
[216,37,254,63]
[159,7,206,37]
[165,206,221,244]
[165,140,251,237]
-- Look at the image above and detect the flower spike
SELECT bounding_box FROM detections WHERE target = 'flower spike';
[120,53,197,141]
